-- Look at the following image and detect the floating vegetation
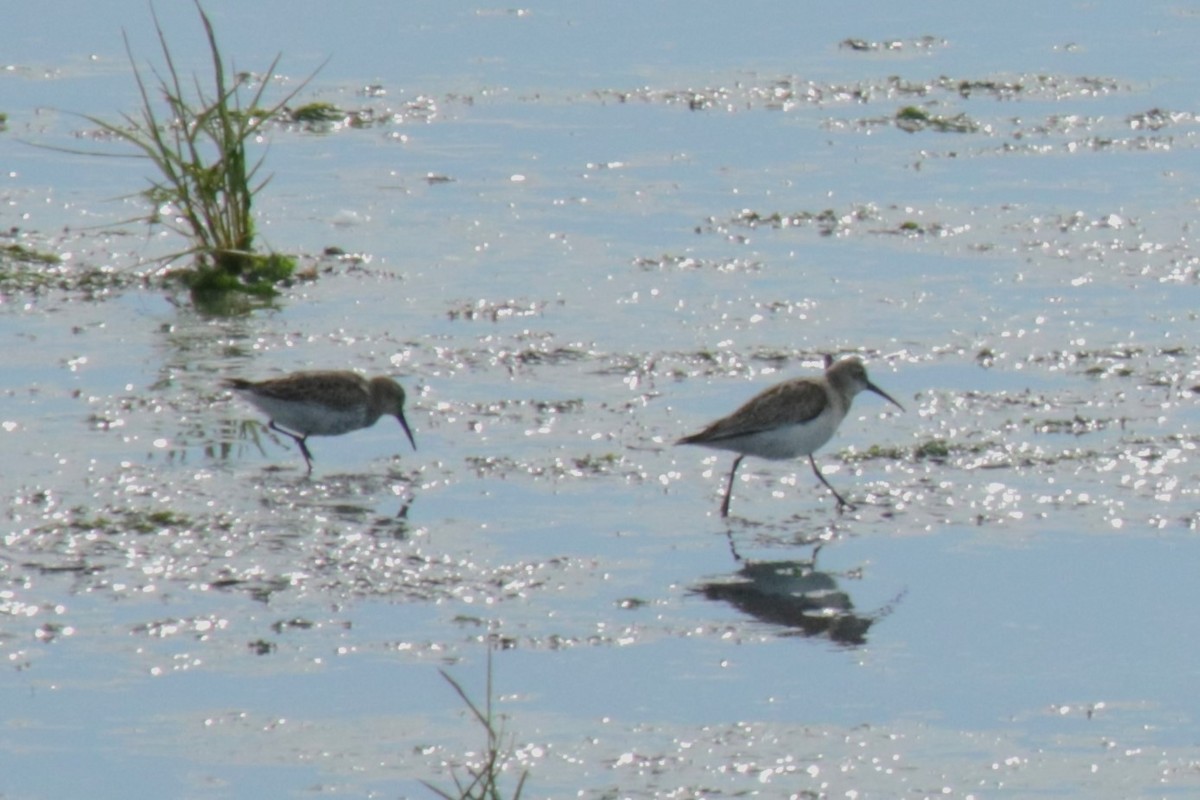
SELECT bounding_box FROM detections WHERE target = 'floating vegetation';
[703,205,878,238]
[954,78,1029,98]
[847,436,1090,467]
[873,218,954,237]
[0,239,141,297]
[698,202,1015,246]
[1,242,60,266]
[509,346,589,367]
[285,92,445,132]
[61,506,192,535]
[283,100,422,132]
[288,101,343,124]
[894,105,980,133]
[913,439,952,461]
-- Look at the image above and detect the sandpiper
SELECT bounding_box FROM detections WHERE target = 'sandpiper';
[224,370,416,471]
[676,356,903,517]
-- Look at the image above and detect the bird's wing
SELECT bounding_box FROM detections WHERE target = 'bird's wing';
[683,379,827,443]
[252,373,369,407]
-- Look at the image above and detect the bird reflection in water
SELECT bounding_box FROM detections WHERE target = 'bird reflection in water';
[695,543,900,646]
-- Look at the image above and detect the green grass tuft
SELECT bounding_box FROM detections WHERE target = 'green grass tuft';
[61,1,321,306]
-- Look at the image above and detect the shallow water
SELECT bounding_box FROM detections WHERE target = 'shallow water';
[4,1,1200,797]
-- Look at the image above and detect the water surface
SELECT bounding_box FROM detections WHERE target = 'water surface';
[3,1,1200,797]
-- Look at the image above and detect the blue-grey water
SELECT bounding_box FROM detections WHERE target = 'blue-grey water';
[3,1,1200,797]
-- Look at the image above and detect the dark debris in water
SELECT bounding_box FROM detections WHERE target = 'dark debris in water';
[247,639,276,655]
[632,254,763,273]
[1032,415,1114,435]
[700,204,978,242]
[704,205,878,238]
[1126,107,1195,131]
[428,339,596,376]
[446,397,585,426]
[592,71,1124,114]
[698,199,1180,255]
[840,35,946,53]
[465,451,624,480]
[446,298,550,322]
[270,617,317,633]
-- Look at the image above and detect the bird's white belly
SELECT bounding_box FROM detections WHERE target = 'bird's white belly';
[728,410,841,460]
[262,399,369,436]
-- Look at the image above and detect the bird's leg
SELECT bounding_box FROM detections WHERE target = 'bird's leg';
[720,455,744,518]
[269,420,315,472]
[809,454,853,510]
[298,437,314,473]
